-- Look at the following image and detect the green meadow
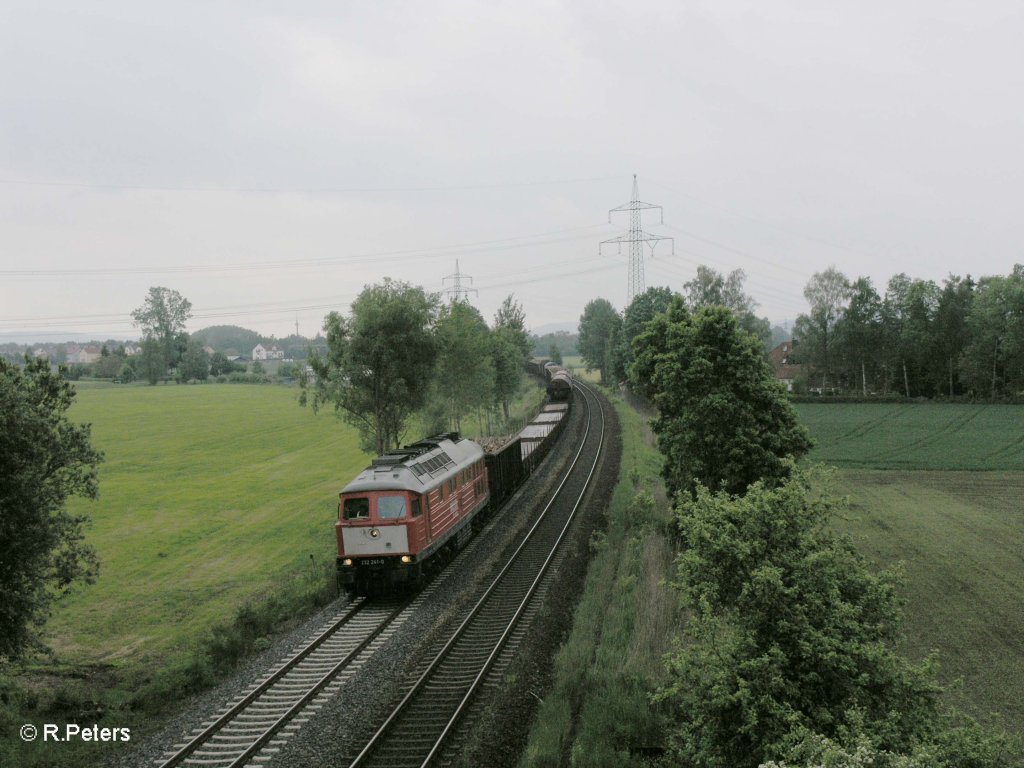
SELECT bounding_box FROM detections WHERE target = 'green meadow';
[797,402,1024,735]
[51,383,370,669]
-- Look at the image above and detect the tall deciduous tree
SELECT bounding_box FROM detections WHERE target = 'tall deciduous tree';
[302,279,439,454]
[578,298,622,384]
[934,274,975,396]
[491,295,531,420]
[130,287,193,381]
[631,300,811,498]
[685,266,770,346]
[433,300,494,432]
[835,276,883,395]
[960,267,1024,398]
[0,357,102,659]
[617,285,676,380]
[795,267,851,389]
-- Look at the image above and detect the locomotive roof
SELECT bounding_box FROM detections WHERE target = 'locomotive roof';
[340,432,485,494]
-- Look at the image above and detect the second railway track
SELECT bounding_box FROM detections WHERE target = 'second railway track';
[346,380,608,768]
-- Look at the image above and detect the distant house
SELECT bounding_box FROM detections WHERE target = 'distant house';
[203,345,216,356]
[252,343,284,361]
[769,340,803,392]
[66,343,102,364]
[123,343,142,356]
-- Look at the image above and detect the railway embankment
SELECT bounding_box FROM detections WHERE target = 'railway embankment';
[478,387,678,767]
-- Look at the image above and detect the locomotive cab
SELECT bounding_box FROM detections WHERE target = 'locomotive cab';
[335,433,488,596]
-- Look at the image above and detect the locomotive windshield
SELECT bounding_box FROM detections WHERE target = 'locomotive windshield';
[342,497,370,520]
[377,495,408,520]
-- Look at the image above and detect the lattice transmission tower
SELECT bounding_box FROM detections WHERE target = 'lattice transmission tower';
[600,175,674,305]
[442,260,478,303]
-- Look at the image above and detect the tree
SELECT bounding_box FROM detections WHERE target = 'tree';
[491,295,531,420]
[433,300,494,432]
[658,470,1018,768]
[131,287,193,381]
[177,338,210,382]
[835,277,883,396]
[578,298,622,384]
[631,300,811,498]
[94,344,125,379]
[794,267,851,389]
[302,279,439,454]
[934,275,975,396]
[547,344,562,365]
[960,267,1024,398]
[618,285,676,380]
[209,351,241,377]
[684,266,770,346]
[0,357,102,659]
[138,336,165,385]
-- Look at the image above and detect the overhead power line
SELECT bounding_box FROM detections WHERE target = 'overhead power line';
[0,174,628,195]
[0,224,612,278]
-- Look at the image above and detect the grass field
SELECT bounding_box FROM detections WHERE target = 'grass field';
[50,383,370,667]
[795,402,1024,470]
[3,376,548,767]
[796,402,1024,736]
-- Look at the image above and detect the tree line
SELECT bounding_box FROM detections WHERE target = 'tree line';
[618,297,1018,765]
[576,265,772,386]
[795,264,1024,399]
[300,279,532,455]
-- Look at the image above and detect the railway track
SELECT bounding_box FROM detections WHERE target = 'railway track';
[153,382,604,768]
[346,381,607,768]
[155,597,408,768]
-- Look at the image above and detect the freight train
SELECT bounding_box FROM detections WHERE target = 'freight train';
[335,412,567,596]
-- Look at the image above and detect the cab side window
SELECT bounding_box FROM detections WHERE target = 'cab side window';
[343,497,370,520]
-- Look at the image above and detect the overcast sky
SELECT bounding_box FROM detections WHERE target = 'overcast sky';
[2,0,1023,342]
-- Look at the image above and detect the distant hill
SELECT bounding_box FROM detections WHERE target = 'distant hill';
[191,325,321,360]
[191,325,262,355]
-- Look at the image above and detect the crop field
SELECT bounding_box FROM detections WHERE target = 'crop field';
[796,403,1024,736]
[833,470,1024,733]
[795,402,1024,470]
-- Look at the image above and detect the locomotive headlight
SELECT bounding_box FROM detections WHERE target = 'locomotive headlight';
[342,558,353,567]
[401,555,413,564]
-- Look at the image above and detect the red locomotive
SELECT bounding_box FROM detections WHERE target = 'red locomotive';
[336,432,490,595]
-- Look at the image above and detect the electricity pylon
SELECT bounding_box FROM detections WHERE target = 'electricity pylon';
[442,260,478,303]
[600,175,674,305]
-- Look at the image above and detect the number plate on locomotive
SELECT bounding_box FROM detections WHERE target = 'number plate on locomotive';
[360,558,386,567]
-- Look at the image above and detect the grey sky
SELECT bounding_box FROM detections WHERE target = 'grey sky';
[2,1,1022,340]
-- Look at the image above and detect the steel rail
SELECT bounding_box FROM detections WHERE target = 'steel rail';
[348,381,605,768]
[157,597,405,768]
[223,600,408,768]
[421,381,605,766]
[157,597,369,768]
